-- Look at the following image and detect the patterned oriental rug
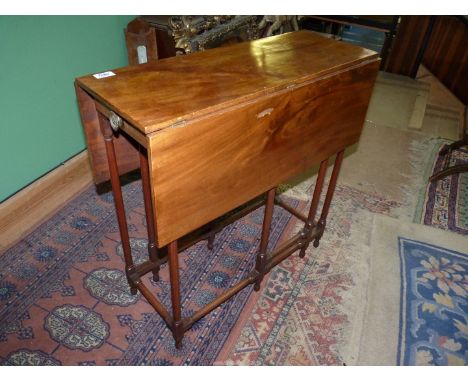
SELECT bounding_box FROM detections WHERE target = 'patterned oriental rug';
[417,142,468,235]
[216,185,401,365]
[215,129,456,366]
[1,130,454,366]
[0,176,303,366]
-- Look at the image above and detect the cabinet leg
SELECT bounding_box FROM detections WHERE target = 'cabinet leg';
[254,187,276,291]
[98,113,137,295]
[139,145,160,282]
[168,240,184,348]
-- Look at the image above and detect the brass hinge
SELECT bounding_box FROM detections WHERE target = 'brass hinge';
[109,112,123,132]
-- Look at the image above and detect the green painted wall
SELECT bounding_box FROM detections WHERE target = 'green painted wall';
[0,16,134,202]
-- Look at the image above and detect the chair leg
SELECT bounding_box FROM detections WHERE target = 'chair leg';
[429,164,468,182]
[438,136,468,155]
[430,132,468,182]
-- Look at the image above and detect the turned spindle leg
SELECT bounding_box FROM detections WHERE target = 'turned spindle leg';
[313,150,344,248]
[254,187,276,291]
[207,233,215,250]
[168,240,184,348]
[98,113,138,295]
[299,158,328,258]
[139,145,160,281]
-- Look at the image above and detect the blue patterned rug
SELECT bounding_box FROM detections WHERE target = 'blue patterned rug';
[0,176,300,365]
[397,237,468,365]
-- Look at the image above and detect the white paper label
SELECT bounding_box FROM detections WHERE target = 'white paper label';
[137,45,148,64]
[93,71,116,79]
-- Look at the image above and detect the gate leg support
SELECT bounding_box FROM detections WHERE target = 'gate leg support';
[98,113,137,295]
[207,233,215,250]
[254,187,276,291]
[168,240,184,349]
[139,145,160,282]
[299,158,328,258]
[313,150,344,248]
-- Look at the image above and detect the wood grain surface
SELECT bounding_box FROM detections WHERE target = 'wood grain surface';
[385,16,433,78]
[75,31,380,246]
[76,30,378,135]
[422,16,468,104]
[148,60,380,247]
[75,84,140,184]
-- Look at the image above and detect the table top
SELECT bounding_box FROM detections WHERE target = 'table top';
[76,30,378,135]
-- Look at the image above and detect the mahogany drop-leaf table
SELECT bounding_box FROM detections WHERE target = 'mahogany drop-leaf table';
[75,30,379,348]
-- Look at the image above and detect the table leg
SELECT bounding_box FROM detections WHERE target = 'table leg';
[299,158,328,258]
[207,233,215,250]
[313,150,344,248]
[98,113,137,295]
[254,187,276,291]
[139,145,160,281]
[168,240,184,349]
